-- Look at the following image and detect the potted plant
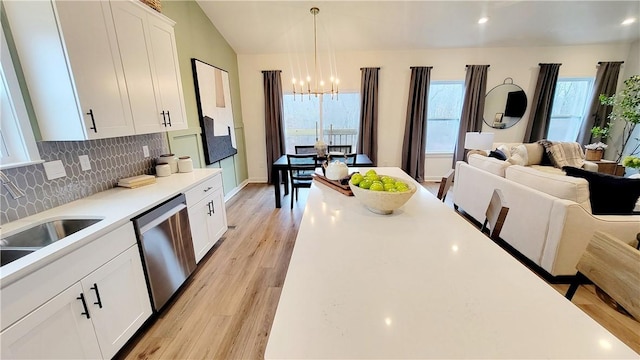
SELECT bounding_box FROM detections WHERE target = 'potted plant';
[599,75,640,163]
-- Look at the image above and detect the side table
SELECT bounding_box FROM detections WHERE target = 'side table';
[592,160,625,176]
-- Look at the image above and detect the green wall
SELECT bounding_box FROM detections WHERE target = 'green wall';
[162,0,248,194]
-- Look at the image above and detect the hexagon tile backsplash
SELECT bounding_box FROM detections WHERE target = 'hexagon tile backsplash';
[1,133,168,224]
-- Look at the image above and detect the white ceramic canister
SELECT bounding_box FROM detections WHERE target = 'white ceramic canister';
[155,164,171,177]
[158,154,178,173]
[178,156,193,173]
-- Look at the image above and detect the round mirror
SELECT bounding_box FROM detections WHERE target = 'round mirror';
[483,78,527,129]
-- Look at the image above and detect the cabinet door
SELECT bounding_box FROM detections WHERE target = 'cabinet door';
[1,283,102,359]
[188,195,212,264]
[209,187,228,244]
[54,1,135,139]
[148,17,188,131]
[110,1,166,135]
[81,245,152,359]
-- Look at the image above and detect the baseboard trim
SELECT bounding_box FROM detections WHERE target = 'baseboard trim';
[455,204,576,284]
[224,179,249,202]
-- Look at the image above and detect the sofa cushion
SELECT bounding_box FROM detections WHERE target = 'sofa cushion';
[539,140,585,169]
[563,166,640,215]
[468,154,511,177]
[505,165,592,212]
[523,143,545,165]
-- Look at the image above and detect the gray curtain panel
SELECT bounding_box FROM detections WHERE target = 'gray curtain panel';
[576,61,623,145]
[262,70,286,184]
[453,65,489,167]
[357,67,379,165]
[402,66,432,181]
[523,63,561,142]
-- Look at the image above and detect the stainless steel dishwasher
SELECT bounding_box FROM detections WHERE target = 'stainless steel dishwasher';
[133,194,196,311]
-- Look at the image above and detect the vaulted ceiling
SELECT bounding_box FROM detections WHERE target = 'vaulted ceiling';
[196,1,640,55]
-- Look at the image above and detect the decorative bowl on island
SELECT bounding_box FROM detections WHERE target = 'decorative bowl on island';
[348,171,417,214]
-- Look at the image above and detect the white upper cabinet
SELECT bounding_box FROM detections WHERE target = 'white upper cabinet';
[4,0,187,141]
[111,1,187,134]
[4,1,135,140]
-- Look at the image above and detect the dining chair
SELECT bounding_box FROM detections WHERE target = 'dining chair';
[481,189,509,240]
[294,145,316,154]
[328,145,352,154]
[565,231,640,321]
[329,153,356,166]
[286,153,318,209]
[436,169,455,202]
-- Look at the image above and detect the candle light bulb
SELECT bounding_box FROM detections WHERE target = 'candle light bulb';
[320,80,325,86]
[335,78,340,84]
[306,75,311,82]
[299,80,304,86]
[292,78,296,84]
[330,76,335,82]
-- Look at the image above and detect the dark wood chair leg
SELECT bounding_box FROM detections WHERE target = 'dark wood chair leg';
[481,219,488,234]
[565,272,585,300]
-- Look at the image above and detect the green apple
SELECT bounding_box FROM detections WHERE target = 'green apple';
[365,174,380,181]
[383,183,395,191]
[365,169,377,177]
[381,176,395,184]
[359,179,372,189]
[370,182,384,191]
[350,173,364,185]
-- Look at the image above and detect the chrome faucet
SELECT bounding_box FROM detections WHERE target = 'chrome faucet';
[0,171,26,199]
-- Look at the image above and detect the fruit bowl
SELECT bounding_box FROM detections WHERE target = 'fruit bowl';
[349,175,417,214]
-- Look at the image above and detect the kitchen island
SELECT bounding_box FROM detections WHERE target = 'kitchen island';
[265,167,638,359]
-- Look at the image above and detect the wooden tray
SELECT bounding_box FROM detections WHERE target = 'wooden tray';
[312,174,353,196]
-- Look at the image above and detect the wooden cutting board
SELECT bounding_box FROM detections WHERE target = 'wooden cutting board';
[312,174,353,196]
[118,174,157,188]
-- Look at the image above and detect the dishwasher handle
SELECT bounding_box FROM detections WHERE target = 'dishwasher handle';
[138,203,187,234]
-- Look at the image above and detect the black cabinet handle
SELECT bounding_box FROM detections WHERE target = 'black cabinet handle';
[90,283,103,308]
[86,109,97,133]
[166,110,172,126]
[161,111,167,126]
[77,293,90,319]
[203,186,213,192]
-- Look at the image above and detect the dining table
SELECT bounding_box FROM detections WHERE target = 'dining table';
[265,166,638,359]
[271,153,373,208]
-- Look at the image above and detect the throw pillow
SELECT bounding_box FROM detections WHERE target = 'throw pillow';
[539,140,585,169]
[563,166,640,215]
[488,149,507,161]
[506,153,526,166]
[497,144,512,158]
[506,145,528,166]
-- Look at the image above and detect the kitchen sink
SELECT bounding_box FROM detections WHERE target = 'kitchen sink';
[0,218,103,266]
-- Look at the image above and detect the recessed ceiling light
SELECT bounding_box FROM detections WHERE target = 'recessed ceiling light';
[478,17,489,24]
[621,18,636,25]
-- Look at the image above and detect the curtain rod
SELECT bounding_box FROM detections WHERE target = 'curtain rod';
[538,63,562,66]
[597,61,624,65]
[465,65,490,67]
[410,66,433,69]
[360,67,381,70]
[261,70,282,73]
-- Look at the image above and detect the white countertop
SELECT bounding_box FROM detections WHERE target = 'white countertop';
[265,167,638,359]
[0,169,221,287]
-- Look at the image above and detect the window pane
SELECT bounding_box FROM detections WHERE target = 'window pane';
[283,93,360,153]
[426,82,464,153]
[547,78,593,142]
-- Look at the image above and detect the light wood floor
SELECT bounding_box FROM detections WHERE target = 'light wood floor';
[118,183,639,359]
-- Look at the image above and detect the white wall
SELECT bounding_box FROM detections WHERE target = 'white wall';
[238,43,633,182]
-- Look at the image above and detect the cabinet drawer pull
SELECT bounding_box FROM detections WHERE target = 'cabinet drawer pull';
[207,200,213,216]
[86,109,97,133]
[210,200,215,215]
[90,283,103,308]
[161,111,167,126]
[203,186,213,192]
[166,110,172,126]
[77,293,91,319]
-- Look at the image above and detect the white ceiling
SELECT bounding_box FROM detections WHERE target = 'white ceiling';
[196,1,640,55]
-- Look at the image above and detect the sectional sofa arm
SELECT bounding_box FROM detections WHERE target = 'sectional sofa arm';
[583,161,598,172]
[542,200,640,276]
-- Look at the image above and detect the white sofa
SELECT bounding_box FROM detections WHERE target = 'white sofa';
[453,155,640,278]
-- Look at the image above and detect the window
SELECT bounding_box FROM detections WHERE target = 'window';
[0,25,40,169]
[426,81,465,153]
[546,78,594,142]
[283,93,360,153]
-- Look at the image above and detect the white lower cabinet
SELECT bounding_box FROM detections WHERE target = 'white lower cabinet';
[0,283,103,359]
[186,174,228,263]
[1,225,152,360]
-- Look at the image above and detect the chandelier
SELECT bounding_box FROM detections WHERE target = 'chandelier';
[291,7,339,100]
